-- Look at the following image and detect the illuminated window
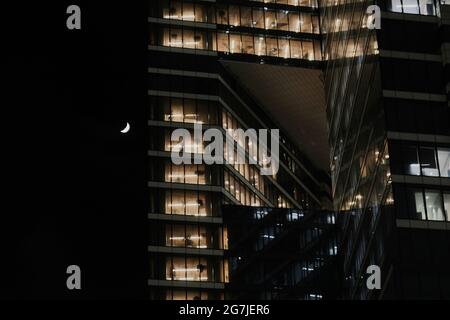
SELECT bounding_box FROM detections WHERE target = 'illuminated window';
[413,190,426,220]
[300,13,312,33]
[166,224,209,248]
[252,8,264,29]
[165,163,207,184]
[302,41,314,60]
[444,193,450,221]
[230,34,242,54]
[229,5,240,26]
[217,31,229,52]
[290,40,302,58]
[424,190,445,221]
[164,0,182,20]
[419,0,436,15]
[255,36,266,56]
[266,37,279,57]
[216,5,228,24]
[288,12,300,32]
[164,28,183,47]
[265,10,277,30]
[182,1,195,21]
[438,148,450,177]
[166,130,204,154]
[277,10,289,31]
[388,0,403,12]
[166,257,209,281]
[242,35,255,54]
[194,2,206,22]
[403,0,420,14]
[165,191,211,216]
[241,7,253,27]
[182,29,196,49]
[279,38,290,59]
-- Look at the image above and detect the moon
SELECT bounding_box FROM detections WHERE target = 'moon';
[120,122,130,134]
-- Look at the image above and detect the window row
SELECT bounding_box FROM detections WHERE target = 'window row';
[394,186,450,221]
[385,0,438,16]
[151,26,321,60]
[154,96,219,125]
[155,288,224,300]
[226,156,266,195]
[149,157,223,186]
[222,109,315,209]
[151,255,229,283]
[165,163,209,185]
[224,169,264,207]
[154,0,319,33]
[149,189,223,216]
[149,222,228,250]
[390,142,450,178]
[156,126,296,208]
[164,190,214,216]
[164,129,205,154]
[249,0,318,7]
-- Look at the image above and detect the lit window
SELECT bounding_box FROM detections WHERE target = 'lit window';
[424,190,445,221]
[403,0,420,14]
[444,193,450,221]
[419,0,436,15]
[389,0,403,12]
[255,36,266,56]
[230,34,242,54]
[413,191,426,220]
[166,257,209,281]
[438,148,450,177]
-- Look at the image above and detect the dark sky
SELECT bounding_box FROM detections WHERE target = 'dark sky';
[1,1,148,299]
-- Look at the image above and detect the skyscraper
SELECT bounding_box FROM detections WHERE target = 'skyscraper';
[148,0,331,300]
[321,0,450,299]
[148,0,450,300]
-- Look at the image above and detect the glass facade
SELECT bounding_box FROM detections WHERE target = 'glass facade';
[321,0,450,299]
[225,206,339,300]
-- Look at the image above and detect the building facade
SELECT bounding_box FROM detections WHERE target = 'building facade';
[321,0,450,299]
[148,0,330,300]
[224,205,340,300]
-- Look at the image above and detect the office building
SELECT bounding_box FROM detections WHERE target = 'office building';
[321,0,450,299]
[148,0,331,300]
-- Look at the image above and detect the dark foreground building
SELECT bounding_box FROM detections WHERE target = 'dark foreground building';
[224,205,340,300]
[321,0,450,299]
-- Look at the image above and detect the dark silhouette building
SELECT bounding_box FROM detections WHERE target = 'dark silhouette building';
[224,205,340,300]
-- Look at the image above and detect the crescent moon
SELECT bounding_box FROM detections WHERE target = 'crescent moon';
[120,122,130,133]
